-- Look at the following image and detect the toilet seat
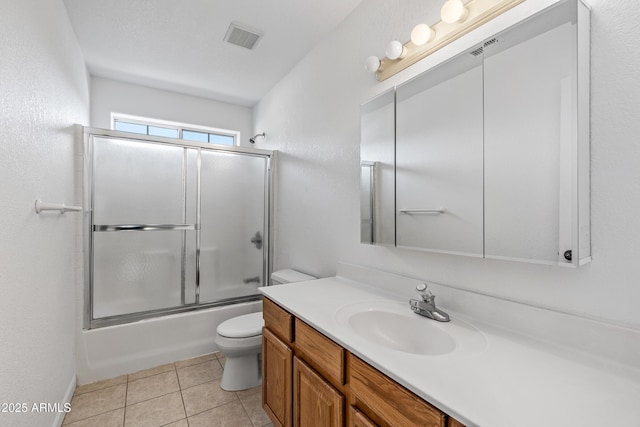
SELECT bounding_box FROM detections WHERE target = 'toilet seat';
[217,312,263,338]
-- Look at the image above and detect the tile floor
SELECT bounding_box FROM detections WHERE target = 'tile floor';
[63,352,273,427]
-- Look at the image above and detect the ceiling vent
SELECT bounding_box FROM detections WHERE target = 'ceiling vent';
[223,22,263,50]
[469,38,499,56]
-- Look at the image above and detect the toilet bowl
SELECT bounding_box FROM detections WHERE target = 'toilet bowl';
[215,312,264,391]
[215,269,316,391]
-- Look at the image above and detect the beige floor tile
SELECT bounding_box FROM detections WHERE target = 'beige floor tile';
[74,375,127,396]
[162,419,188,427]
[216,352,226,366]
[182,378,238,417]
[126,371,180,405]
[64,384,126,424]
[235,385,261,400]
[238,388,271,427]
[176,359,223,389]
[187,400,253,427]
[128,363,175,382]
[174,353,218,369]
[124,392,185,427]
[63,408,124,427]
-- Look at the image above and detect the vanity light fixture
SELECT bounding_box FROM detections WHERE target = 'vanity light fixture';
[411,24,436,46]
[365,0,524,81]
[386,40,407,60]
[441,0,470,24]
[364,56,381,72]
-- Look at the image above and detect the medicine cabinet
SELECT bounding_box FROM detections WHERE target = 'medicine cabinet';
[360,89,395,246]
[360,0,591,267]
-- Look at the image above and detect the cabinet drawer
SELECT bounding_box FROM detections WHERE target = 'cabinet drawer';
[294,318,345,388]
[263,297,293,344]
[349,406,377,427]
[348,355,446,427]
[448,418,465,427]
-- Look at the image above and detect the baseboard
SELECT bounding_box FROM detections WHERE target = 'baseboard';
[52,373,75,427]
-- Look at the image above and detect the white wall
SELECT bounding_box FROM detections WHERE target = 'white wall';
[0,1,89,426]
[254,0,640,330]
[90,77,254,147]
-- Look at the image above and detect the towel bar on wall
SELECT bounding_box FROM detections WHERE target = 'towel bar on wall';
[35,199,82,214]
[399,208,446,214]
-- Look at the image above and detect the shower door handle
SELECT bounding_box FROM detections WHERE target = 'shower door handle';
[250,231,263,250]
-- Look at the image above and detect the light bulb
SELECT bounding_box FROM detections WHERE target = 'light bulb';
[364,56,381,73]
[411,24,435,46]
[386,40,406,60]
[441,0,469,24]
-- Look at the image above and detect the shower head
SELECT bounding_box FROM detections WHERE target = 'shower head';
[249,132,265,144]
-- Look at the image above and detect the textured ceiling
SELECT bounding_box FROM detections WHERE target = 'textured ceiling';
[63,0,363,107]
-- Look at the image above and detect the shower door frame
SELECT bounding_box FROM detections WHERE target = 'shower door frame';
[83,127,273,329]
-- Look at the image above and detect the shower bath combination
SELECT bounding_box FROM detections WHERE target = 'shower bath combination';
[83,127,273,329]
[249,132,265,144]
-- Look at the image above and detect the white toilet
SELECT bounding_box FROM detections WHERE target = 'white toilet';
[215,269,316,391]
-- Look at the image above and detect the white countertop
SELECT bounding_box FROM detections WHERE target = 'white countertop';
[260,275,640,427]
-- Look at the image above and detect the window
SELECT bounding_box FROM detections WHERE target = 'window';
[112,114,238,146]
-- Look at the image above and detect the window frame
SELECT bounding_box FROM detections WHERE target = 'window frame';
[110,113,240,147]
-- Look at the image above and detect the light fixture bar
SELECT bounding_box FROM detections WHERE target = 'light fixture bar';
[375,0,524,81]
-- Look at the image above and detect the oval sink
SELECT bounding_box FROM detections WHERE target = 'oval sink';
[348,309,455,355]
[336,300,485,356]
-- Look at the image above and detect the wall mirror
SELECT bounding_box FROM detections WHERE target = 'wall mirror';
[360,89,395,246]
[360,0,590,267]
[396,45,484,257]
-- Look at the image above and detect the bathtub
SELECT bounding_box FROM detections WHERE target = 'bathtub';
[75,299,262,384]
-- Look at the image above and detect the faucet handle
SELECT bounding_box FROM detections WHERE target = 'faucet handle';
[416,283,434,302]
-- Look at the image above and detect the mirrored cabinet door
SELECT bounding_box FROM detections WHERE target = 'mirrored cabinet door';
[483,0,587,265]
[360,89,396,246]
[395,53,484,256]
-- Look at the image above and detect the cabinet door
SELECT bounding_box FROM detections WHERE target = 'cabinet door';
[293,357,344,427]
[396,51,484,256]
[263,328,293,427]
[483,2,579,265]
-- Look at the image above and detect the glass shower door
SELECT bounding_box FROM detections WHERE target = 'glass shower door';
[198,151,267,303]
[91,137,196,319]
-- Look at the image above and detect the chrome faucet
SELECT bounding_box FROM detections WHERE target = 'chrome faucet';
[409,283,450,322]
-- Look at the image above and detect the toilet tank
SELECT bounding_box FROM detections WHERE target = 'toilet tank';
[270,269,316,285]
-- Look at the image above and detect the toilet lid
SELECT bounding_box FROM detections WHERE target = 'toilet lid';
[217,312,264,338]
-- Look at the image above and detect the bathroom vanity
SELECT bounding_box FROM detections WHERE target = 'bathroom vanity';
[259,263,640,427]
[262,297,464,427]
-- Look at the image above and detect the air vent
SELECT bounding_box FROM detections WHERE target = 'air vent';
[484,37,498,48]
[469,38,498,56]
[223,22,263,50]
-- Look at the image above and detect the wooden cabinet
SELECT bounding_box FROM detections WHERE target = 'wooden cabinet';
[349,354,445,427]
[262,297,465,427]
[349,406,377,427]
[293,357,344,427]
[264,296,294,342]
[448,418,466,427]
[294,318,345,389]
[263,327,293,427]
